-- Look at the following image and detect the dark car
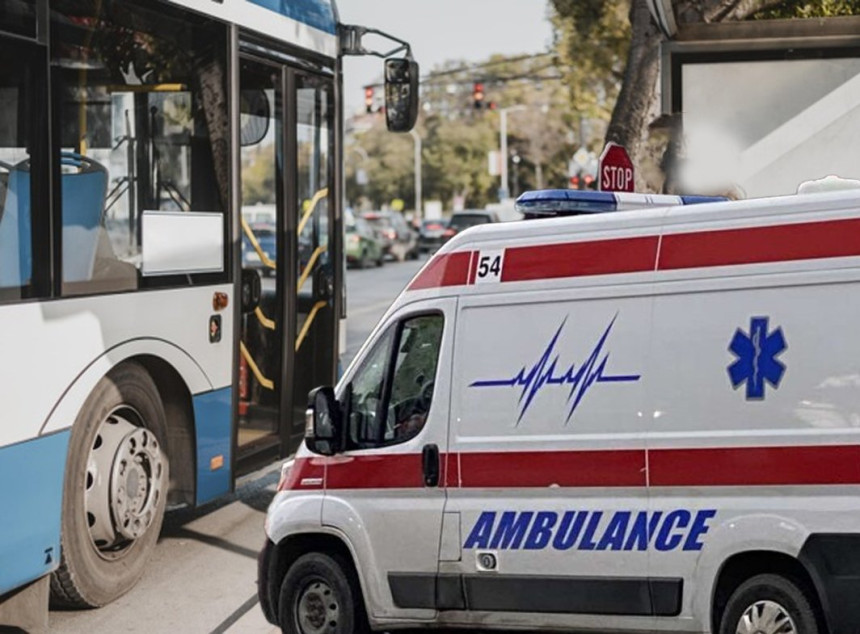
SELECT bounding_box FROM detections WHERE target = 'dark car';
[442,209,500,244]
[361,211,419,262]
[418,217,449,253]
[242,223,277,277]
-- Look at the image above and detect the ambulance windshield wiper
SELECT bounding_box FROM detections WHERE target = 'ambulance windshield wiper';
[470,315,640,425]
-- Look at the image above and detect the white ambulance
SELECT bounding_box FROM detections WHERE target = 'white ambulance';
[259,186,860,634]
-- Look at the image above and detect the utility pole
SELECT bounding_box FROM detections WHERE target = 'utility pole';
[409,128,422,220]
[499,105,526,200]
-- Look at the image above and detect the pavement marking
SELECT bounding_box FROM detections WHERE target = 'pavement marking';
[210,594,260,634]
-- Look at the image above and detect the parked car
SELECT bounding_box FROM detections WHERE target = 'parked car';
[442,209,500,245]
[242,223,277,277]
[345,216,384,269]
[361,211,419,261]
[418,217,449,253]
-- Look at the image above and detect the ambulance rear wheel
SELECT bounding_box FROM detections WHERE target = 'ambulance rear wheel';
[719,573,819,634]
[50,362,168,608]
[279,552,368,634]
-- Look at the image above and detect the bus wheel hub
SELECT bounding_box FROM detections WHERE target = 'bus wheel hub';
[86,411,165,551]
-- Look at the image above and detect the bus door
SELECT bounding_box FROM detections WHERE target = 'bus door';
[290,71,337,451]
[237,56,338,465]
[237,56,285,463]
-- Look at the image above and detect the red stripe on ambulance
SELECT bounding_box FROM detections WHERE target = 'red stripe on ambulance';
[408,251,473,290]
[501,236,659,282]
[408,218,860,290]
[659,218,860,270]
[282,444,860,490]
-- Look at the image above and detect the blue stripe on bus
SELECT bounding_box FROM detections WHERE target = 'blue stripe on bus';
[0,431,70,595]
[194,387,233,505]
[246,0,337,34]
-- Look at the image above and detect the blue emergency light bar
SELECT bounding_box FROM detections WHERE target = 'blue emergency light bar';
[515,189,726,218]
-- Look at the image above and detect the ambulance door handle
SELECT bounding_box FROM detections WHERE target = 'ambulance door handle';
[422,443,440,487]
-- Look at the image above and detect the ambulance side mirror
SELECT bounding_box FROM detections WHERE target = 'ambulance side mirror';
[305,386,342,456]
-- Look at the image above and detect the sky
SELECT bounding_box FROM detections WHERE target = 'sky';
[335,0,555,114]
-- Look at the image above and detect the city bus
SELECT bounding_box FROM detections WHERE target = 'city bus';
[0,0,418,628]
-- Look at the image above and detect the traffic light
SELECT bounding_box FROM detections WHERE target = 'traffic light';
[473,82,484,109]
[365,86,374,114]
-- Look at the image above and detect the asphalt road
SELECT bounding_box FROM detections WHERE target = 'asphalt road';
[50,256,428,634]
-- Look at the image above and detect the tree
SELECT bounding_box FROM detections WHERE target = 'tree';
[551,0,860,192]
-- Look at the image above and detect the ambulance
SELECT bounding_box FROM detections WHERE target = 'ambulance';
[259,185,860,634]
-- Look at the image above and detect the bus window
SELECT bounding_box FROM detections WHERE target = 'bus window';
[50,0,229,294]
[0,45,36,297]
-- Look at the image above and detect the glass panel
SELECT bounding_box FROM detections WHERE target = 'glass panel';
[292,73,335,447]
[383,315,444,442]
[296,76,331,300]
[680,58,860,198]
[0,0,37,39]
[238,59,282,452]
[51,0,228,294]
[0,45,34,296]
[347,327,394,446]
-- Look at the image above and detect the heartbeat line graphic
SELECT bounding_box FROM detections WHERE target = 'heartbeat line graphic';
[469,315,640,425]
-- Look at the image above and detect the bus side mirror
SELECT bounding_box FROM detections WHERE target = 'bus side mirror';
[384,58,419,133]
[305,386,342,455]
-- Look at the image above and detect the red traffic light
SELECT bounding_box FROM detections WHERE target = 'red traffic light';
[364,86,374,113]
[473,82,485,109]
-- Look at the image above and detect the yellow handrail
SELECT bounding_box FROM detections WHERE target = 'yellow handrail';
[296,300,328,352]
[239,341,274,390]
[297,187,329,236]
[296,245,327,294]
[254,306,276,331]
[241,217,277,270]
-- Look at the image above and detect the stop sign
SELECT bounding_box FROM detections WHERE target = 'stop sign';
[598,142,634,192]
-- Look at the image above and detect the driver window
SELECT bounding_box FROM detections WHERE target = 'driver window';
[346,313,444,448]
[347,327,394,446]
[383,314,444,442]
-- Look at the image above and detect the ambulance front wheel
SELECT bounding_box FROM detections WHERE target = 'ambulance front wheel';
[279,552,369,634]
[719,573,820,634]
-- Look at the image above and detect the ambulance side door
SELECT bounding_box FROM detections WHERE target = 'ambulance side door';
[444,286,655,630]
[322,298,456,621]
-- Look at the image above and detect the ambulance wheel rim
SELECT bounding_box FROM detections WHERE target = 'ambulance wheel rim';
[296,579,339,634]
[735,599,797,634]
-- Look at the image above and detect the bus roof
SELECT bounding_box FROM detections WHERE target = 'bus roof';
[167,0,338,57]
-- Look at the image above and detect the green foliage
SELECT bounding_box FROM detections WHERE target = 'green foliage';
[753,0,860,18]
[241,145,276,205]
[549,0,631,122]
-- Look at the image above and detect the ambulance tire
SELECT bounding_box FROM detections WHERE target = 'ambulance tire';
[279,552,369,634]
[719,573,820,634]
[50,362,168,608]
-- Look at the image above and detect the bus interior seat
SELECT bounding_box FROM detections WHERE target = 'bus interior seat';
[0,154,111,287]
[60,154,108,283]
[0,166,30,287]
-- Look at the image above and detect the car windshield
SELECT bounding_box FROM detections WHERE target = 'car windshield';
[450,214,491,230]
[251,226,275,239]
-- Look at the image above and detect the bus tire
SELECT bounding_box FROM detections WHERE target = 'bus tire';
[718,573,819,634]
[278,552,369,634]
[50,362,169,608]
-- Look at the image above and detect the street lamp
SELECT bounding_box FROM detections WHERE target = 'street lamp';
[409,128,422,220]
[499,105,527,200]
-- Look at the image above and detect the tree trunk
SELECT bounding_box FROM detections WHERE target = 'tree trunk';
[604,0,663,185]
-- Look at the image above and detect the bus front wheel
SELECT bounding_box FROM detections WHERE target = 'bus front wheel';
[50,362,169,608]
